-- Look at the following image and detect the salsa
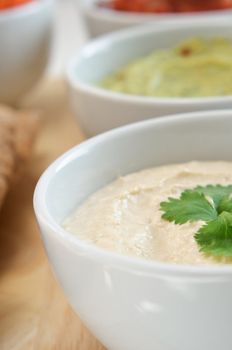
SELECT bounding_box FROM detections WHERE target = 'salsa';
[100,37,232,98]
[98,0,232,13]
[0,0,34,10]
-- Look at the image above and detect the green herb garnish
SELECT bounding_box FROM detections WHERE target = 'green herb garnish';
[160,185,232,257]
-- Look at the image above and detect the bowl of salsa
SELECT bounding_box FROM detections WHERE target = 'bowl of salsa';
[0,0,54,104]
[98,0,232,14]
[81,0,232,37]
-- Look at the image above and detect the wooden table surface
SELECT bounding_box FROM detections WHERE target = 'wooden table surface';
[0,79,105,350]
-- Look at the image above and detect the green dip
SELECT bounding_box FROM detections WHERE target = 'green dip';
[100,38,232,98]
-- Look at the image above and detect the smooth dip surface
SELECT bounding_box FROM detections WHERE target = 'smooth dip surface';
[100,38,232,98]
[64,161,232,265]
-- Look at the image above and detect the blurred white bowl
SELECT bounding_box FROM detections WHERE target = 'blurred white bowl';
[81,0,232,37]
[0,0,54,104]
[67,19,232,136]
[34,109,232,350]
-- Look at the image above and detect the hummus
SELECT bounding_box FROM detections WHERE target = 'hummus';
[100,37,232,98]
[64,161,232,265]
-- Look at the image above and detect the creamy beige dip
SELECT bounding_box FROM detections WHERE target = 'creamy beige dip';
[64,161,232,265]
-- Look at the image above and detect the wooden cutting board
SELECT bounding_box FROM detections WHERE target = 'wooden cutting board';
[0,79,105,350]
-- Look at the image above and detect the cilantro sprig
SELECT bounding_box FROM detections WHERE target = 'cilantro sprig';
[160,185,232,257]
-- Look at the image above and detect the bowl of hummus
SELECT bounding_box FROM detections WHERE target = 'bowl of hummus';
[67,18,232,136]
[34,109,232,350]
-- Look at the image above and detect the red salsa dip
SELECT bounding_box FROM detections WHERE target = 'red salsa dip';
[98,0,232,13]
[0,0,34,10]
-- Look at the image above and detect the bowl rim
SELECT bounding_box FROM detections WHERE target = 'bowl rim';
[0,0,53,21]
[34,109,232,277]
[82,0,232,22]
[67,19,232,106]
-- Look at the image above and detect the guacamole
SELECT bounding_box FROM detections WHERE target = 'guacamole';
[100,38,232,98]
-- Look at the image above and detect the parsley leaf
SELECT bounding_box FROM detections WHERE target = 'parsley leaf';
[195,212,232,256]
[194,184,232,209]
[160,184,232,257]
[218,195,232,214]
[160,190,217,224]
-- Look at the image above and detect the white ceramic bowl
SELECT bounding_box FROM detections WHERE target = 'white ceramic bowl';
[81,0,232,37]
[67,19,232,136]
[0,0,54,104]
[34,110,232,350]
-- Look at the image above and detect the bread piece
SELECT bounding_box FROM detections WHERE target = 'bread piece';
[0,105,39,209]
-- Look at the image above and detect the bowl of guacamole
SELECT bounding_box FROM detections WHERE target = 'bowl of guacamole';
[67,19,232,136]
